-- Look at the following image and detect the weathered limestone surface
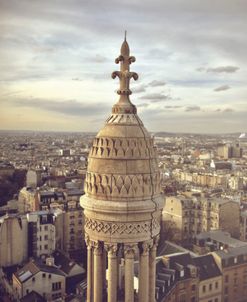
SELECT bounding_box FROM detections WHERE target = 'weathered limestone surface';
[80,35,162,302]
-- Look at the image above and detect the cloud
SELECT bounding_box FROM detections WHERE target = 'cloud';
[196,67,206,72]
[138,103,149,108]
[207,66,239,73]
[148,80,166,87]
[72,78,83,81]
[140,93,171,102]
[11,98,109,117]
[214,85,231,92]
[132,84,146,93]
[185,106,201,112]
[223,108,234,113]
[92,54,108,63]
[165,105,182,109]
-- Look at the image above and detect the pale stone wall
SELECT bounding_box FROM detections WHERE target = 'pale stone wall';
[0,215,28,267]
[198,276,222,302]
[219,201,240,238]
[13,271,65,300]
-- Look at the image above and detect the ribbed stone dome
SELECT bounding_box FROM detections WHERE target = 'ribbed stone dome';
[80,38,162,244]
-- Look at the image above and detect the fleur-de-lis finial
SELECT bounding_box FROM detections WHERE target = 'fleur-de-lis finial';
[111,33,138,114]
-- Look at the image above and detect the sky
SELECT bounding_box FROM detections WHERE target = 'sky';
[0,0,247,133]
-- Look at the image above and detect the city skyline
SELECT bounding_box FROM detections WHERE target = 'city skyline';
[1,0,247,133]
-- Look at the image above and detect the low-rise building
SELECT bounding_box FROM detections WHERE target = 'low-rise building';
[12,260,66,301]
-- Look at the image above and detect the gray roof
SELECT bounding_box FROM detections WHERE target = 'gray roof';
[196,230,247,248]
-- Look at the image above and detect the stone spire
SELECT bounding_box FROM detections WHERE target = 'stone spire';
[112,32,138,114]
[80,36,162,302]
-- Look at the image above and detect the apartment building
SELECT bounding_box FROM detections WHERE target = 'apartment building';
[27,211,56,258]
[156,253,222,302]
[163,196,240,243]
[212,246,247,302]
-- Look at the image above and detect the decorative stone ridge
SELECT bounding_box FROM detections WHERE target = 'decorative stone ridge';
[84,171,160,200]
[89,136,158,159]
[85,217,160,236]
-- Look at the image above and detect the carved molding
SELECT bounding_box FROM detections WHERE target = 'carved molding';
[105,114,143,125]
[89,137,158,160]
[105,243,118,256]
[84,172,160,198]
[85,217,159,236]
[139,240,152,255]
[124,244,138,258]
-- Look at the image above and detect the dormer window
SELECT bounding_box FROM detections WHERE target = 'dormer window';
[234,257,238,264]
[180,270,184,277]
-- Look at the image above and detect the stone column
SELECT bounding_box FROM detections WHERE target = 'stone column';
[149,237,159,302]
[86,236,93,302]
[124,244,136,302]
[106,244,118,302]
[139,242,150,302]
[93,241,103,302]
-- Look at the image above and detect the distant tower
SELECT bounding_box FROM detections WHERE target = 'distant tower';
[80,35,162,302]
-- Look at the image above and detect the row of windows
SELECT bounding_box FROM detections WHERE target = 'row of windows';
[52,282,62,291]
[202,281,219,292]
[38,235,49,241]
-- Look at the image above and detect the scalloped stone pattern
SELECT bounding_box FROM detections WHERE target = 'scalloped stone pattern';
[89,136,158,160]
[84,171,160,200]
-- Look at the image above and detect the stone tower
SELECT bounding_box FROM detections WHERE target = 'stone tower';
[80,35,162,302]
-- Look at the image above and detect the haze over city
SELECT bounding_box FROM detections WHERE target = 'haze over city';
[1,0,247,133]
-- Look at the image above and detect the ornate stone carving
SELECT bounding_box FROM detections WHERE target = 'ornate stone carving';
[124,244,138,258]
[139,240,152,255]
[105,243,118,256]
[85,218,156,236]
[91,240,103,255]
[84,171,161,199]
[89,137,157,160]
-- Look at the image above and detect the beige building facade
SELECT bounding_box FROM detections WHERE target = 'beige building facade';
[0,214,28,267]
[163,196,240,242]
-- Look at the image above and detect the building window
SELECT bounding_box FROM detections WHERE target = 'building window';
[215,299,218,302]
[203,285,206,293]
[52,282,62,291]
[215,281,218,289]
[209,283,212,291]
[224,286,228,294]
[44,225,48,231]
[191,297,196,302]
[191,284,196,291]
[42,273,46,278]
[49,274,51,279]
[26,289,29,294]
[44,235,48,240]
[32,277,35,282]
[225,275,229,283]
[44,244,48,250]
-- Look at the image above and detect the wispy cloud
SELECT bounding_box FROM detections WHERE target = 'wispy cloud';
[10,98,109,117]
[214,85,231,92]
[140,93,171,102]
[185,106,201,112]
[148,80,166,87]
[132,84,146,93]
[207,66,240,73]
